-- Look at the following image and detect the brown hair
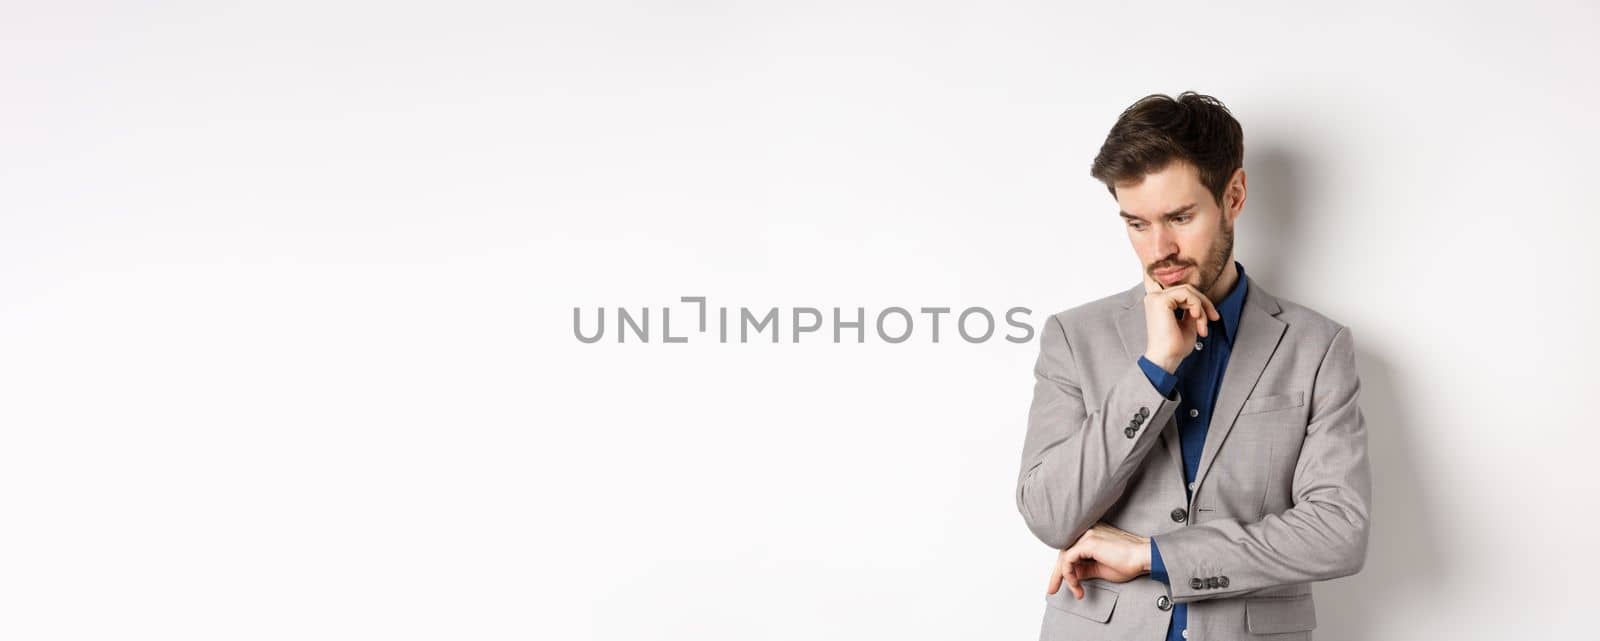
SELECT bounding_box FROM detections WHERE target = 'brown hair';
[1089,91,1244,205]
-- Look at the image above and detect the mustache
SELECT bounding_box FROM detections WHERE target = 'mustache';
[1148,259,1195,273]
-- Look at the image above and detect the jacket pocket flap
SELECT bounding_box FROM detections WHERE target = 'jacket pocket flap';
[1045,583,1118,623]
[1240,391,1305,415]
[1246,594,1317,634]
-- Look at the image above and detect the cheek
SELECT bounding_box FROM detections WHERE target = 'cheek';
[1172,231,1205,255]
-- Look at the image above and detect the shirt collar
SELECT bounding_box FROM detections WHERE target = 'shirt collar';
[1215,261,1249,346]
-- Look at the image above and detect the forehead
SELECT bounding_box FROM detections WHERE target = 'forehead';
[1113,161,1211,217]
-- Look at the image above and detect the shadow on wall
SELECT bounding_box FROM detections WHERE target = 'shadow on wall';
[1316,349,1446,639]
[1244,141,1447,638]
[1236,144,1303,280]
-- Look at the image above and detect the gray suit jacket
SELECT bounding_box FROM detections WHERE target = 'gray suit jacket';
[1016,277,1370,641]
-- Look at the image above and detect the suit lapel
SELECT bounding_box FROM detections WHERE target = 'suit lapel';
[1192,279,1287,498]
[1113,285,1187,487]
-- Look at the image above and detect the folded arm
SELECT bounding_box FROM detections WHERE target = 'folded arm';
[1150,325,1372,602]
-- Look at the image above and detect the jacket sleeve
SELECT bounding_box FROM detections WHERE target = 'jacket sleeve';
[1150,325,1372,602]
[1015,314,1182,549]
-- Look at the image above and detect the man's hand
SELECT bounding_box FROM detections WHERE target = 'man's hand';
[1047,522,1152,599]
[1141,272,1220,373]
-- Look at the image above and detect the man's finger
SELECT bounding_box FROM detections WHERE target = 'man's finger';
[1061,545,1088,599]
[1047,559,1063,595]
[1075,559,1101,581]
[1168,290,1204,337]
[1165,285,1216,337]
[1061,553,1081,599]
[1142,271,1163,294]
[1185,284,1220,321]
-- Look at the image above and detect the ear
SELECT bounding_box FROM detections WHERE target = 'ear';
[1225,168,1247,223]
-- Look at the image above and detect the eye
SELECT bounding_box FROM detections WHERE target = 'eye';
[1127,221,1147,231]
[1172,214,1192,224]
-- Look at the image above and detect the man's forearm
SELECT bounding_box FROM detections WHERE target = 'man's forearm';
[1016,317,1182,549]
[1149,495,1369,602]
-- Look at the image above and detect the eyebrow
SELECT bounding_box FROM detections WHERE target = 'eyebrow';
[1120,203,1197,222]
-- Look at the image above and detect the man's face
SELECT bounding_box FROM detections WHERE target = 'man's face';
[1114,161,1243,296]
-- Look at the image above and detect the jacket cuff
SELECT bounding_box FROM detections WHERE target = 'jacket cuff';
[1151,528,1237,602]
[1111,358,1181,444]
[1149,539,1168,584]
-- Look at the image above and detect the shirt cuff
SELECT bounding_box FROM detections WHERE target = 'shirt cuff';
[1137,356,1179,399]
[1150,539,1168,584]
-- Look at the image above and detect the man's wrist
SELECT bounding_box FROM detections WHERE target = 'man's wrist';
[1142,352,1180,374]
[1137,356,1180,399]
[1139,536,1152,574]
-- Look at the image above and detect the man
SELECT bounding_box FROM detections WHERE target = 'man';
[1014,92,1370,641]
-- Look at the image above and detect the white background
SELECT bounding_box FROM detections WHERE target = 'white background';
[3,1,1596,639]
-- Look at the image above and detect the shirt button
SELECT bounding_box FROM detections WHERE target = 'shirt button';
[1188,481,1197,491]
[1188,408,1199,418]
[1194,341,1204,351]
[1182,630,1189,639]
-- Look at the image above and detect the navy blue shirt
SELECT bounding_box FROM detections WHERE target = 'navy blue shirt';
[1135,260,1249,641]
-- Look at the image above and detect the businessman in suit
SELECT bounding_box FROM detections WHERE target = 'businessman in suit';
[1015,92,1371,641]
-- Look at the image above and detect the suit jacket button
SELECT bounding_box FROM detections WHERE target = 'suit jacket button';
[1138,406,1150,418]
[1156,595,1172,611]
[1205,576,1218,588]
[1170,507,1188,522]
[1218,575,1229,588]
[1189,578,1203,590]
[1124,427,1138,438]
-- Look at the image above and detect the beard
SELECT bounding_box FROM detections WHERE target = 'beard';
[1196,215,1235,297]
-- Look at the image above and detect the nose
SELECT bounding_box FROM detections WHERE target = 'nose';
[1151,225,1179,259]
